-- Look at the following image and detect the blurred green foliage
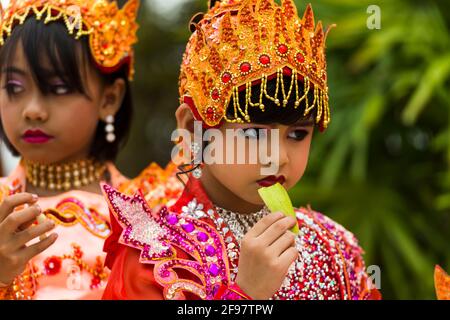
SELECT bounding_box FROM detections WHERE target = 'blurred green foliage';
[116,0,450,299]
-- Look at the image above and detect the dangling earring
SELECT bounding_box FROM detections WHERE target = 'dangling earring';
[175,141,203,186]
[105,115,115,143]
[191,142,202,179]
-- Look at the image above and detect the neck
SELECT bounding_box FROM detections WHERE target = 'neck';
[200,168,264,215]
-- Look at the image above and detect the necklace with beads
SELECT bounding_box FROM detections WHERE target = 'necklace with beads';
[23,158,107,192]
[213,205,270,243]
[211,205,306,300]
[208,205,269,282]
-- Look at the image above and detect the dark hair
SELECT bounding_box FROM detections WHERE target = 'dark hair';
[208,0,220,9]
[0,17,133,162]
[225,74,317,126]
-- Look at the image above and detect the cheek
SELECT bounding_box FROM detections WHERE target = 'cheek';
[0,99,22,138]
[287,140,312,184]
[64,105,98,126]
[53,100,99,141]
[209,162,259,188]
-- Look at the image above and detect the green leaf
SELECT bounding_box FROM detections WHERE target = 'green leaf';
[402,54,450,125]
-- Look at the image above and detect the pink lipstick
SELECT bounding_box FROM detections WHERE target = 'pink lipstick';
[22,129,54,144]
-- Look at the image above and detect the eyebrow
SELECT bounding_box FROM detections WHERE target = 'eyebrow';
[291,118,315,127]
[1,66,27,75]
[2,66,63,78]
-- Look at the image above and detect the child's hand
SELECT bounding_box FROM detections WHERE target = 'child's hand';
[235,212,298,299]
[0,193,57,286]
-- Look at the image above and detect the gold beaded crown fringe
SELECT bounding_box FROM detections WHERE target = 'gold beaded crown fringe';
[179,0,335,130]
[0,0,140,80]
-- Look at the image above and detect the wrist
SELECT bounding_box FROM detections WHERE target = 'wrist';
[235,276,261,299]
[215,282,253,300]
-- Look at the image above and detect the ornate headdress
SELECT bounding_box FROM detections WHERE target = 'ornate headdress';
[179,0,334,130]
[0,0,140,80]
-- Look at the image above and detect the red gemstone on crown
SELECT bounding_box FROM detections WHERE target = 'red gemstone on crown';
[211,89,220,100]
[240,62,252,74]
[296,52,305,63]
[206,107,215,119]
[221,72,232,84]
[278,44,288,55]
[259,54,271,66]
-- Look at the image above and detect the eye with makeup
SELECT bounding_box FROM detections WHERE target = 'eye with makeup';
[3,80,25,95]
[240,127,268,139]
[288,128,310,141]
[49,78,73,95]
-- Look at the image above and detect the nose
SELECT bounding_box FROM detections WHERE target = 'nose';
[22,95,49,123]
[277,138,290,168]
[266,129,289,169]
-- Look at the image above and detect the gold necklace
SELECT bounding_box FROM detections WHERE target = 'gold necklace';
[23,158,107,191]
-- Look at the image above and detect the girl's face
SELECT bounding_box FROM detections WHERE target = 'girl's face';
[203,121,314,210]
[0,43,123,164]
[176,104,314,213]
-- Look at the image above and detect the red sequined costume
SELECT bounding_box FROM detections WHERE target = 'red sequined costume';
[102,177,380,300]
[102,0,381,300]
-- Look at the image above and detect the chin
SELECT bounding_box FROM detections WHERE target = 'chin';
[245,194,266,207]
[20,150,61,164]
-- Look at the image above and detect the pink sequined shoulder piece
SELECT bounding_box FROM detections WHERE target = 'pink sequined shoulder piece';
[102,184,232,300]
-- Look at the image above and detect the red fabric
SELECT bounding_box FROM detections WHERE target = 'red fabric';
[102,245,164,300]
[214,283,252,300]
[103,208,124,270]
[169,176,213,213]
[103,237,203,300]
[102,176,378,300]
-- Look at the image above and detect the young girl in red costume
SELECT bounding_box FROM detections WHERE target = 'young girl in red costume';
[0,0,140,299]
[102,0,381,300]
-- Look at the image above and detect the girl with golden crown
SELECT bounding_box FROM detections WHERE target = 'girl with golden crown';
[0,0,141,299]
[101,0,381,300]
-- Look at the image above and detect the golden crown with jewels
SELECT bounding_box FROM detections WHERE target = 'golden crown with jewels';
[179,0,335,130]
[0,0,140,80]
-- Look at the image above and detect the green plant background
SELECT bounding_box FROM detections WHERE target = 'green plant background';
[115,0,450,299]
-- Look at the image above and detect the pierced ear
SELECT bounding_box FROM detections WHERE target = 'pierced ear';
[176,103,196,133]
[99,78,126,121]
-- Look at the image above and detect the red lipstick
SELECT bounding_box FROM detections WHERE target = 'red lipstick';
[22,129,54,144]
[257,175,286,187]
